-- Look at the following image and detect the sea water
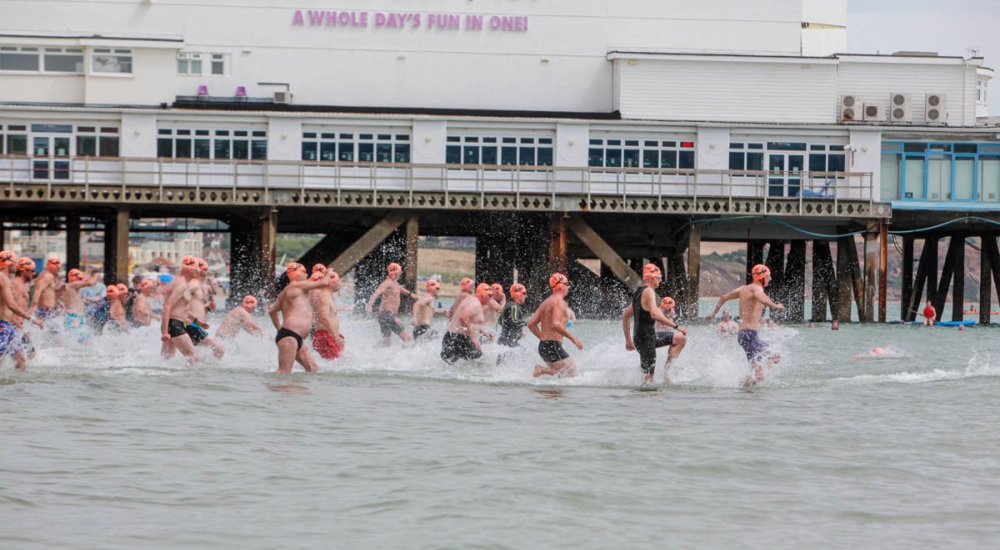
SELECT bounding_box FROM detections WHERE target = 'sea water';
[2,314,1000,550]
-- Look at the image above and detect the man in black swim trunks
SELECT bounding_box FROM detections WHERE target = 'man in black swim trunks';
[366,262,414,348]
[269,262,332,373]
[621,263,687,384]
[527,273,582,378]
[441,283,492,363]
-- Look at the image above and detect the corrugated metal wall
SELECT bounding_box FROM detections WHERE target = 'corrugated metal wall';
[836,62,970,126]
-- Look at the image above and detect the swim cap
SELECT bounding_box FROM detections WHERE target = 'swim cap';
[116,283,129,296]
[0,251,15,269]
[140,279,154,290]
[510,283,526,298]
[643,263,662,278]
[285,262,306,275]
[475,283,492,296]
[460,278,474,291]
[752,264,771,282]
[105,285,119,298]
[181,255,198,268]
[426,279,441,291]
[309,271,324,281]
[387,262,402,275]
[67,268,84,282]
[197,258,209,273]
[243,295,258,308]
[660,296,676,309]
[549,273,569,289]
[329,271,340,284]
[491,283,503,295]
[46,257,62,268]
[16,257,35,272]
[312,263,327,275]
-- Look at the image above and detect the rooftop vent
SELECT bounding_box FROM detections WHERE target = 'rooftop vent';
[892,51,939,57]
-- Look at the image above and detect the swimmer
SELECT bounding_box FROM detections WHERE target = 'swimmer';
[198,259,218,313]
[622,264,687,384]
[0,251,36,370]
[441,283,492,364]
[11,259,45,357]
[62,268,97,341]
[309,270,345,360]
[654,296,677,332]
[716,310,739,337]
[106,283,130,333]
[831,320,840,331]
[705,264,785,385]
[921,301,937,326]
[852,347,886,360]
[30,257,62,326]
[497,283,529,349]
[365,262,414,348]
[269,262,332,373]
[529,273,582,378]
[161,255,202,364]
[447,277,475,321]
[131,279,161,327]
[411,279,443,342]
[215,295,264,340]
[483,283,505,327]
[184,259,225,359]
[312,263,327,277]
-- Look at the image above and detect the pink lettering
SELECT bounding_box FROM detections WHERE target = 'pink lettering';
[292,10,304,25]
[502,16,514,31]
[359,11,368,26]
[466,15,483,30]
[412,13,420,28]
[326,11,337,26]
[375,12,387,27]
[308,10,324,25]
[386,13,400,28]
[514,16,524,31]
[489,15,501,30]
[338,11,350,25]
[448,14,460,29]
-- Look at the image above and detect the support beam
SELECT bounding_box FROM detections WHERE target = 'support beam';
[985,237,1000,325]
[835,238,854,323]
[0,222,4,249]
[685,224,701,318]
[981,236,992,325]
[811,241,835,322]
[764,241,786,321]
[786,241,806,323]
[404,214,419,290]
[932,236,962,322]
[901,236,914,321]
[746,241,765,284]
[565,215,641,290]
[907,238,934,323]
[329,211,407,276]
[261,209,277,298]
[66,214,80,271]
[667,251,687,307]
[879,221,888,323]
[951,237,965,323]
[549,215,567,274]
[863,225,878,323]
[103,208,130,285]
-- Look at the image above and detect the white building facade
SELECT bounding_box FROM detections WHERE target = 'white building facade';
[0,0,996,211]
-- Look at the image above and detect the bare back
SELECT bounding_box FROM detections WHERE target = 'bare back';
[446,297,485,335]
[217,308,251,338]
[62,280,92,316]
[536,294,569,341]
[309,287,338,335]
[412,295,435,326]
[374,278,402,314]
[33,271,56,308]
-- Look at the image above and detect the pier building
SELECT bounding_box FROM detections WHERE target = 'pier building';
[0,0,996,321]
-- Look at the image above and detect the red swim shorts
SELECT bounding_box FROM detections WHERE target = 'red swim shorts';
[312,330,342,360]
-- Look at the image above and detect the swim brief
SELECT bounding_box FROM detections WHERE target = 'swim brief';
[538,340,570,364]
[377,310,404,338]
[312,330,342,360]
[737,330,770,362]
[275,327,304,351]
[167,318,187,338]
[413,324,438,341]
[441,331,482,364]
[185,322,209,346]
[0,320,23,357]
[635,331,675,375]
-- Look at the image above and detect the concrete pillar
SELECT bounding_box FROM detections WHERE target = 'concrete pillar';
[786,241,806,323]
[686,225,701,318]
[548,215,567,274]
[405,214,419,291]
[229,209,279,306]
[262,209,277,298]
[66,214,81,271]
[103,208,130,285]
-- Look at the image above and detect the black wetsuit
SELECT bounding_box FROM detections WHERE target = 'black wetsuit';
[632,286,674,376]
[497,301,528,348]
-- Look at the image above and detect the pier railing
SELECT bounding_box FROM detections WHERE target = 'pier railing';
[0,156,885,218]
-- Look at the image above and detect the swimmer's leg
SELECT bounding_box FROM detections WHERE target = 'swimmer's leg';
[171,334,200,365]
[200,335,226,360]
[294,345,319,373]
[276,337,298,373]
[533,358,578,378]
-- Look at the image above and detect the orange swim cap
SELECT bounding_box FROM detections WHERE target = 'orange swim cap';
[660,296,676,309]
[460,278,474,291]
[105,285,119,298]
[285,262,306,275]
[309,271,324,282]
[243,295,258,308]
[67,268,85,282]
[491,283,503,295]
[312,263,327,275]
[0,251,15,269]
[46,257,62,268]
[643,263,662,279]
[426,279,441,291]
[329,271,340,284]
[181,255,198,268]
[752,264,771,282]
[387,262,402,275]
[549,273,569,289]
[197,258,209,273]
[510,283,526,298]
[16,257,36,272]
[475,283,492,296]
[140,279,154,290]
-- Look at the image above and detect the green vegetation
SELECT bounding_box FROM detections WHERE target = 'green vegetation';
[275,234,323,260]
[705,250,747,264]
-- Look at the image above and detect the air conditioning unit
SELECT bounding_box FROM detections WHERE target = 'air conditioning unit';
[889,93,912,122]
[925,94,948,123]
[863,103,885,122]
[840,94,862,122]
[273,91,293,104]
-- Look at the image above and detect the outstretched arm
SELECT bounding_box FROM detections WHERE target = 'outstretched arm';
[366,280,388,314]
[756,286,784,311]
[706,287,742,320]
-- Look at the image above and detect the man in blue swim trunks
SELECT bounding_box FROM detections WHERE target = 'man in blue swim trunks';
[705,264,785,384]
[0,251,37,370]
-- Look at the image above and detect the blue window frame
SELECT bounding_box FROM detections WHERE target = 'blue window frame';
[885,142,986,203]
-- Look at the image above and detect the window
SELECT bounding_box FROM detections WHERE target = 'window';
[75,126,119,157]
[301,131,409,163]
[157,128,266,160]
[729,142,842,173]
[446,134,553,167]
[177,53,203,75]
[1,124,28,155]
[92,48,132,74]
[0,46,39,71]
[589,138,694,169]
[42,48,84,73]
[211,54,225,76]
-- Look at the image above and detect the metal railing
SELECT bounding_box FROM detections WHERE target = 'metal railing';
[0,155,877,214]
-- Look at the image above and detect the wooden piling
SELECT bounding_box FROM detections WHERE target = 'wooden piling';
[981,236,992,325]
[878,221,888,323]
[811,240,836,322]
[901,236,914,321]
[863,225,878,323]
[786,241,806,323]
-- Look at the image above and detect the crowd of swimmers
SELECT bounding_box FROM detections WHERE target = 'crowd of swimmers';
[1,248,791,385]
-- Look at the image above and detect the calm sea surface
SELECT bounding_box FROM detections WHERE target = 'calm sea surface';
[2,309,1000,550]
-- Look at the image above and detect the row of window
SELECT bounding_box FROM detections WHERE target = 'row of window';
[0,46,131,74]
[177,53,227,77]
[0,124,120,157]
[587,138,694,169]
[882,142,1000,202]
[446,136,554,166]
[302,132,410,163]
[729,142,846,172]
[157,129,267,160]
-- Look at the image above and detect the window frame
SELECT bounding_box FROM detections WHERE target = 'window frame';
[445,133,554,168]
[588,136,695,169]
[301,130,410,164]
[91,48,133,75]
